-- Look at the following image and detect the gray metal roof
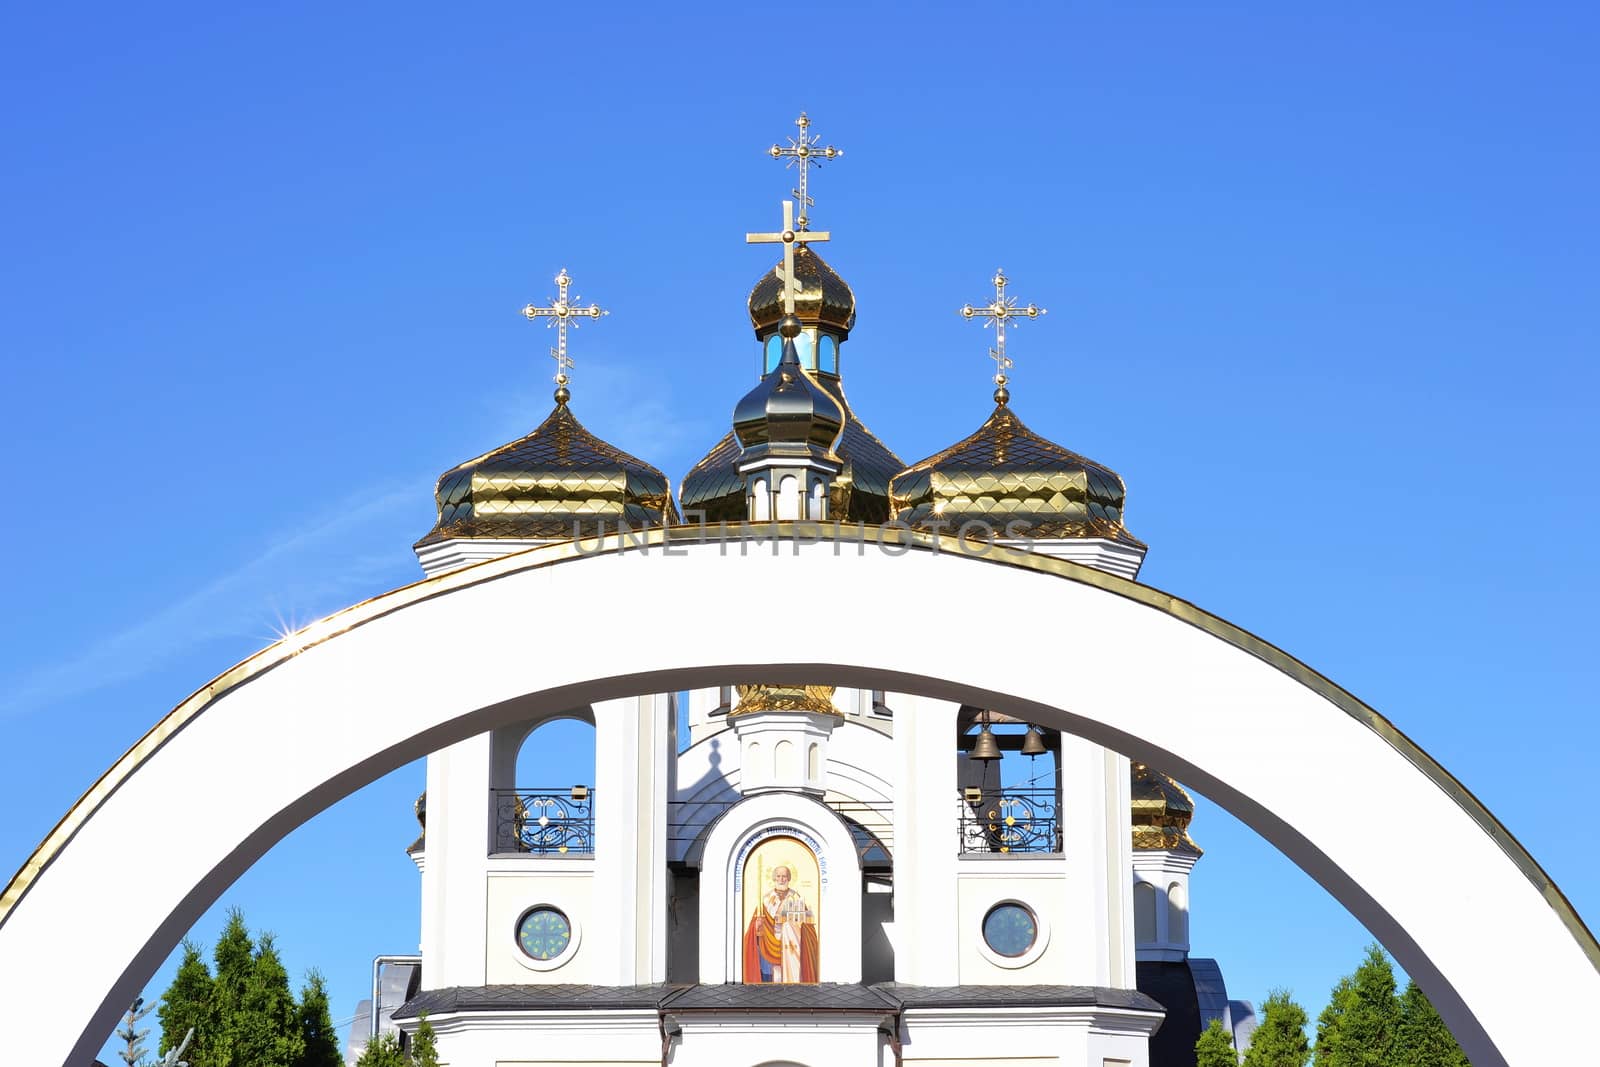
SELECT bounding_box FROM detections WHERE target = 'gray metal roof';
[394,982,1164,1020]
[879,983,1164,1012]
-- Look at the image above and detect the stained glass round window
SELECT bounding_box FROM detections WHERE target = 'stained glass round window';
[982,902,1038,958]
[516,906,572,961]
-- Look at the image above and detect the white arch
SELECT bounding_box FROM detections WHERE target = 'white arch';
[0,529,1591,1066]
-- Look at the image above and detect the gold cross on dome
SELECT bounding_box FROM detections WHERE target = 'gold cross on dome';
[768,111,842,232]
[960,269,1045,391]
[746,200,831,317]
[520,268,607,390]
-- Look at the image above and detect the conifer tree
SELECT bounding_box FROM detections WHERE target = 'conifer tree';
[295,971,344,1067]
[1394,980,1470,1067]
[236,933,305,1067]
[354,1031,407,1067]
[1195,1017,1239,1067]
[208,909,256,1065]
[410,1013,440,1067]
[158,941,213,1065]
[1314,944,1401,1067]
[1242,989,1310,1067]
[117,996,155,1066]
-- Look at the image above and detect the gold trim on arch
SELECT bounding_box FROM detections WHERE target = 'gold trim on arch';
[3,523,1595,978]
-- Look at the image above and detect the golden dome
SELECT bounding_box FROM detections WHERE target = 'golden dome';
[729,684,843,717]
[417,396,678,546]
[1131,761,1201,854]
[889,402,1143,545]
[748,244,856,339]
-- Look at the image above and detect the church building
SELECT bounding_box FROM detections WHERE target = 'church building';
[368,115,1257,1067]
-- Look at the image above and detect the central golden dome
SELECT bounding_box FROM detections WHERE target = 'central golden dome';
[747,244,856,339]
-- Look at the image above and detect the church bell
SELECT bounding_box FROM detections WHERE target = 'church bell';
[969,723,1002,761]
[1020,725,1048,757]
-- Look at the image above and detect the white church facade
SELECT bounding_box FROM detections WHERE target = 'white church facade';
[369,116,1256,1067]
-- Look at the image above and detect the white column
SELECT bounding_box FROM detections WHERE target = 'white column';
[419,733,492,989]
[591,694,673,983]
[890,694,960,984]
[1055,736,1135,987]
[1105,748,1136,987]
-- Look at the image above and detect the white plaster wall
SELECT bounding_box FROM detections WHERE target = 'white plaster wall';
[669,1017,886,1067]
[484,860,596,984]
[956,856,1070,983]
[899,1008,1159,1067]
[419,1010,659,1067]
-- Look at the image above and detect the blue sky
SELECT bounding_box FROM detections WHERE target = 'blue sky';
[2,1,1596,1055]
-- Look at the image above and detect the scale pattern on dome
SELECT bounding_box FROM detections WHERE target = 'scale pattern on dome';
[1131,761,1201,854]
[748,245,856,338]
[680,387,902,525]
[890,404,1143,545]
[418,402,678,545]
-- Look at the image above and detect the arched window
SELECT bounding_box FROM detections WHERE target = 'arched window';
[752,478,770,520]
[775,739,796,779]
[1134,882,1157,943]
[807,743,819,780]
[496,717,597,854]
[794,330,816,371]
[818,334,838,375]
[776,476,801,520]
[1167,881,1188,945]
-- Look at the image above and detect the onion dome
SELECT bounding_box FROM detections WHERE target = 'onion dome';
[416,393,678,547]
[1131,761,1201,855]
[748,244,856,339]
[682,246,899,524]
[889,401,1144,546]
[732,322,844,462]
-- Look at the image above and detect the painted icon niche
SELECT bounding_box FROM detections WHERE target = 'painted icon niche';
[740,835,820,983]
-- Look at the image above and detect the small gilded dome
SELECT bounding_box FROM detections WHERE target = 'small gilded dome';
[890,402,1143,546]
[416,397,679,546]
[732,328,845,460]
[748,245,856,339]
[730,684,843,717]
[1131,761,1201,854]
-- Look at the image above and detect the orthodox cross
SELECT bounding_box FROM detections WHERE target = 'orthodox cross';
[960,269,1045,398]
[746,200,831,317]
[768,111,842,232]
[520,268,607,393]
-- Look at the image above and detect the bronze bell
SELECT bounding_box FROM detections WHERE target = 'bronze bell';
[1020,725,1048,757]
[969,723,1002,761]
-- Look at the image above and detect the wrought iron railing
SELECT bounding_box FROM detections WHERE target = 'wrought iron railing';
[958,788,1061,854]
[493,787,595,854]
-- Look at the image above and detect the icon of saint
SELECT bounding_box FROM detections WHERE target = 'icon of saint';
[741,864,819,982]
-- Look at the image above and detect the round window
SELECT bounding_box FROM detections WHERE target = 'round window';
[516,906,572,961]
[982,902,1038,958]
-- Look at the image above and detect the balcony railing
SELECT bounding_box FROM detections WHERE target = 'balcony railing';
[493,787,595,854]
[958,788,1060,854]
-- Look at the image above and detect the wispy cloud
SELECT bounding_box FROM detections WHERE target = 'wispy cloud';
[488,358,718,480]
[0,482,428,719]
